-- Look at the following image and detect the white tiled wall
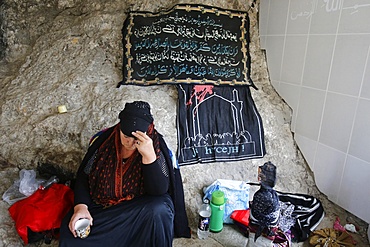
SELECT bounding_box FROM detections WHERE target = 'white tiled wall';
[329,34,369,96]
[295,87,325,141]
[302,35,335,90]
[260,0,370,228]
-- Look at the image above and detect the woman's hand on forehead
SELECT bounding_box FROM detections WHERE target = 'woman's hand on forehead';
[132,131,156,164]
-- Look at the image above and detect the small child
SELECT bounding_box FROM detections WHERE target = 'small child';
[249,161,280,242]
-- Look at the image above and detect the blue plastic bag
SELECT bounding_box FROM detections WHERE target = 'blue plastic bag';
[203,179,250,224]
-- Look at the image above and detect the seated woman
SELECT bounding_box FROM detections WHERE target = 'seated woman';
[59,101,190,247]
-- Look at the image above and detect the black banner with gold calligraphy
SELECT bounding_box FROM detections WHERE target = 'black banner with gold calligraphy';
[118,4,255,88]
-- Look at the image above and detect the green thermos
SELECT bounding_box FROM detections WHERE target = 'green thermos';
[209,190,225,232]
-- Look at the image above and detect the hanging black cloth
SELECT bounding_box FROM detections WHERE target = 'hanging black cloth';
[177,84,265,166]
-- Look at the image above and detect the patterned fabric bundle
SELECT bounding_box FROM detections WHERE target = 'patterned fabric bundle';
[277,191,325,242]
[309,228,355,247]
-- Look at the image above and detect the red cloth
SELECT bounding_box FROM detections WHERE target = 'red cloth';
[8,183,74,244]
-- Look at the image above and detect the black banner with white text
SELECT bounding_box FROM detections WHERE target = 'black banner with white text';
[177,84,265,166]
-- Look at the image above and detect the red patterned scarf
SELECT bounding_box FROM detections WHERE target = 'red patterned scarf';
[89,123,160,207]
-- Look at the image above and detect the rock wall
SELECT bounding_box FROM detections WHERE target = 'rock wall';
[3,1,366,246]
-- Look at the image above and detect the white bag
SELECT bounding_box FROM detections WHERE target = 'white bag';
[203,179,250,224]
[2,169,45,205]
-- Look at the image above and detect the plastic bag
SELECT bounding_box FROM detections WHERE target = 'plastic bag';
[2,169,45,205]
[19,169,44,196]
[2,179,27,205]
[203,179,250,224]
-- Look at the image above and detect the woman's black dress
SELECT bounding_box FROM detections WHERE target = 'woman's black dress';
[59,125,189,246]
[59,194,174,247]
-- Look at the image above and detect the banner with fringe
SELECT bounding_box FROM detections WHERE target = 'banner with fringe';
[118,4,255,88]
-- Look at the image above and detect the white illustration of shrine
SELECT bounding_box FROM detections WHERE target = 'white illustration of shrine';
[178,86,264,164]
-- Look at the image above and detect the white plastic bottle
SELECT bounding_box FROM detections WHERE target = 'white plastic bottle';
[197,198,211,239]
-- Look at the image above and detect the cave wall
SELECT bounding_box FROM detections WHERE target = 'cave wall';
[0,1,326,244]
